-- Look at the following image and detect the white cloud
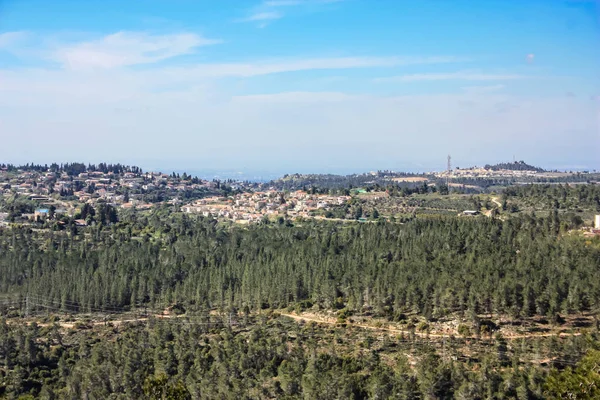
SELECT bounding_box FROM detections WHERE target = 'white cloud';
[240,11,283,22]
[243,0,345,26]
[132,55,465,83]
[0,54,466,108]
[263,0,343,5]
[263,0,302,6]
[52,32,220,70]
[461,84,506,94]
[232,91,357,103]
[0,31,30,50]
[375,71,528,83]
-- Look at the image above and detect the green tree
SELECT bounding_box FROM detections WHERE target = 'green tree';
[143,374,191,400]
[544,349,600,399]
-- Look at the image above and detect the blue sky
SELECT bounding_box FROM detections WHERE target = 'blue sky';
[0,0,598,174]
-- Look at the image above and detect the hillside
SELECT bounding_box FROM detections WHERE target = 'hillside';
[1,163,600,399]
[484,160,545,172]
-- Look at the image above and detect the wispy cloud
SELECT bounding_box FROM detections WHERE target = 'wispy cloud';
[0,54,467,105]
[374,71,528,83]
[241,0,346,27]
[263,0,345,6]
[263,0,302,6]
[52,31,221,70]
[1,29,465,80]
[239,11,283,22]
[0,31,30,50]
[263,0,345,5]
[233,91,356,103]
[461,84,506,94]
[159,56,466,80]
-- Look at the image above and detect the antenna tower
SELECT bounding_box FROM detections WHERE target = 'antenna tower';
[446,155,451,189]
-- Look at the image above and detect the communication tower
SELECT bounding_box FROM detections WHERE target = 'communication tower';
[446,155,451,189]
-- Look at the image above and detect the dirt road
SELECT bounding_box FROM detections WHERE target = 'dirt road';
[484,197,503,217]
[278,312,581,341]
[19,308,583,342]
[491,197,502,208]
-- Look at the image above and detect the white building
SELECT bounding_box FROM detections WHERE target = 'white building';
[595,215,600,230]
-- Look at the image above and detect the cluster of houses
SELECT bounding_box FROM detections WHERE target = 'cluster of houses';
[0,168,225,216]
[0,165,354,226]
[435,167,559,179]
[0,167,246,227]
[181,190,350,223]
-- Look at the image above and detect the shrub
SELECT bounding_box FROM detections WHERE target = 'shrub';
[417,322,429,332]
[457,324,471,337]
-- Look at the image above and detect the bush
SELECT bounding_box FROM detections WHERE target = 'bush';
[299,300,313,310]
[457,324,471,337]
[170,303,186,315]
[394,312,407,322]
[417,322,429,332]
[553,313,565,325]
[74,321,92,330]
[334,297,345,310]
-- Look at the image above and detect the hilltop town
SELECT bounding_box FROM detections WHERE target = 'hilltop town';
[0,163,221,226]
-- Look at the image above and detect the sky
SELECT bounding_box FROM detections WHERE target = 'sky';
[0,0,599,175]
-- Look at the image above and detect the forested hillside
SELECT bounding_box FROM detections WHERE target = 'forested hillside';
[484,161,545,172]
[1,192,600,398]
[503,184,600,211]
[1,210,598,319]
[270,172,430,191]
[1,313,599,399]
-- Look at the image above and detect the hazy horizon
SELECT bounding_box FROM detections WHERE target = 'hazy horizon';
[1,158,596,183]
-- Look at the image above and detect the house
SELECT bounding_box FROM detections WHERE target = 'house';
[34,209,50,220]
[28,195,48,201]
[462,210,480,216]
[74,219,88,227]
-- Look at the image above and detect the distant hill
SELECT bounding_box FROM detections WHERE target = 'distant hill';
[269,171,428,190]
[484,161,545,173]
